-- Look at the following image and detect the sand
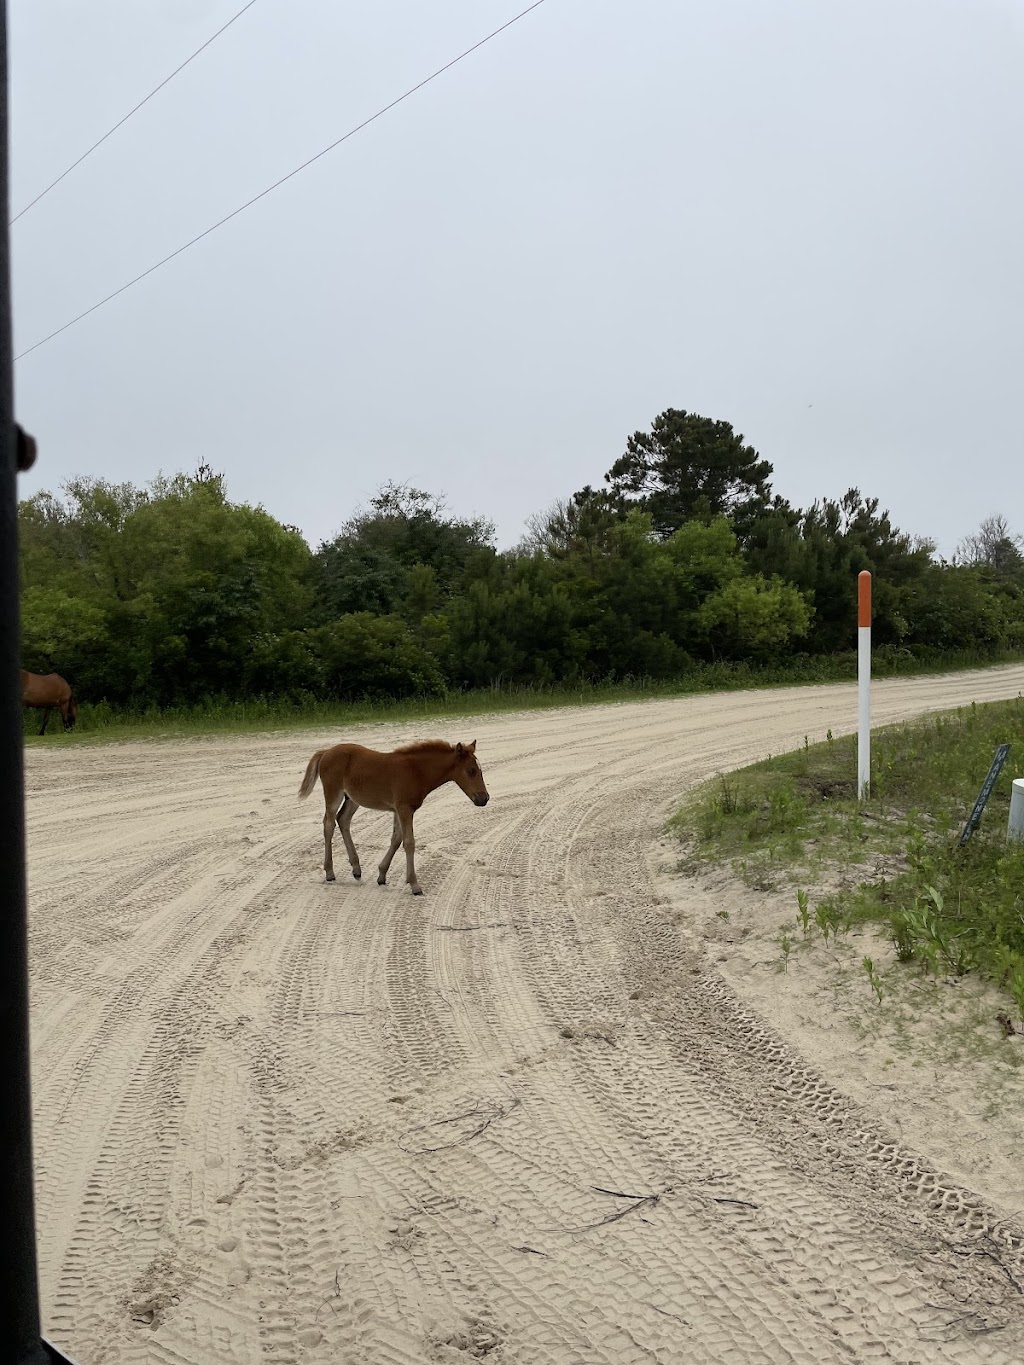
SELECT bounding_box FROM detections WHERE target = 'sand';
[25,664,1024,1364]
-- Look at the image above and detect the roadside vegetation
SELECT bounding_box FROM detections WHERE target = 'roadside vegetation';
[19,406,1024,743]
[24,651,1024,745]
[675,697,1024,1020]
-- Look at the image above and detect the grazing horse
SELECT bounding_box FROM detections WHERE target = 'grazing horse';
[298,739,489,896]
[20,671,77,735]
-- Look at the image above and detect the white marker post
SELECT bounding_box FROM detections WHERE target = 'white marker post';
[1009,779,1024,844]
[858,570,871,801]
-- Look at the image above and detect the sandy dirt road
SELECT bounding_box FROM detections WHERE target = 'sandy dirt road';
[25,666,1024,1365]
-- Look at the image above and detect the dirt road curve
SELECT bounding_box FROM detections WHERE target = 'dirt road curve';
[26,666,1024,1365]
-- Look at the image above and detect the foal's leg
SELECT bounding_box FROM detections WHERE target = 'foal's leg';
[377,813,403,887]
[38,708,50,736]
[398,805,422,897]
[322,786,346,882]
[336,796,362,880]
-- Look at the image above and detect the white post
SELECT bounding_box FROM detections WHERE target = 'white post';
[858,570,871,801]
[1009,779,1024,843]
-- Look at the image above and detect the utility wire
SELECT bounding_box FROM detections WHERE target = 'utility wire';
[10,0,260,226]
[15,0,548,363]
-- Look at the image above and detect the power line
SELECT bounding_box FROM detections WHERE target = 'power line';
[10,0,260,226]
[15,0,549,363]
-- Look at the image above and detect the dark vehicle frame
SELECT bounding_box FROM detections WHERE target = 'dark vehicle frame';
[0,8,80,1362]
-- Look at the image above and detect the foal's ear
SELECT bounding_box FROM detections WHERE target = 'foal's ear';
[467,740,477,754]
[455,742,465,757]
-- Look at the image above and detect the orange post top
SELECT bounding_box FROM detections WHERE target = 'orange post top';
[858,570,872,628]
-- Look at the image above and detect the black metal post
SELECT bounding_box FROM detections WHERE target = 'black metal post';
[0,5,55,1362]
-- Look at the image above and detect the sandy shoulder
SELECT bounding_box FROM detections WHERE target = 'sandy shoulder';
[654,841,1024,1219]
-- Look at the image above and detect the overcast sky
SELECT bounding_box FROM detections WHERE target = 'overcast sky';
[9,0,1024,555]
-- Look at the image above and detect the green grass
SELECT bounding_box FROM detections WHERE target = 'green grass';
[676,693,1024,1011]
[23,645,1024,747]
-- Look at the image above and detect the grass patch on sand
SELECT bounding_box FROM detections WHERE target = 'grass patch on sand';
[675,695,1024,1016]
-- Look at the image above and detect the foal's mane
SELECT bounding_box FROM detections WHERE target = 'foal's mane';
[394,739,455,756]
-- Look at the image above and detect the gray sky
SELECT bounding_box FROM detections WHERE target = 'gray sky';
[10,0,1024,556]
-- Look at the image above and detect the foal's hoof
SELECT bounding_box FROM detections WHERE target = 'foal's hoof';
[377,874,387,887]
[352,868,362,881]
[325,870,336,883]
[410,885,424,897]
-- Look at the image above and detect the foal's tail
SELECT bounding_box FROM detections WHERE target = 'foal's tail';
[298,749,326,801]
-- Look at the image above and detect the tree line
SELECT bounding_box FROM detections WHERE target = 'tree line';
[18,411,1024,710]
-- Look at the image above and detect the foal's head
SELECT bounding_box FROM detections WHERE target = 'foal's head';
[452,741,489,807]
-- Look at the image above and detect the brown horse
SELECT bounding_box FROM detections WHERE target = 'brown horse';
[298,739,489,895]
[20,671,77,735]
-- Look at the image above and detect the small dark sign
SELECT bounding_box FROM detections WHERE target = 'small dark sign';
[959,743,1011,846]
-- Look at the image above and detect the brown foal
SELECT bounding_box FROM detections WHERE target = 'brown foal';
[298,739,489,895]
